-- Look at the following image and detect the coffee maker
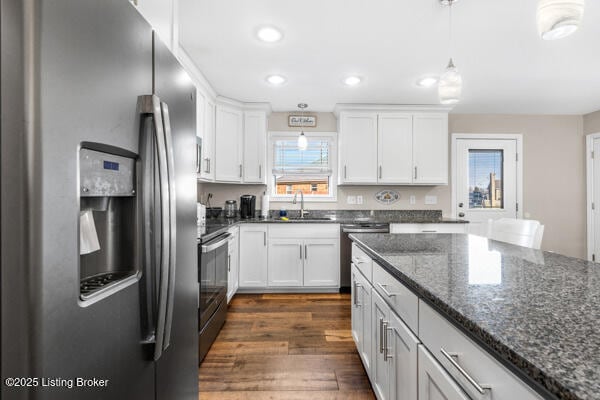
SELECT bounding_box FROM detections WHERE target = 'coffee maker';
[239,195,256,219]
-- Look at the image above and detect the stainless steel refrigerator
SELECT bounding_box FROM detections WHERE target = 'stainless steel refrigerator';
[1,0,198,399]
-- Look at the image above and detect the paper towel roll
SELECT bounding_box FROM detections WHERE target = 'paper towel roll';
[80,210,100,255]
[261,195,270,218]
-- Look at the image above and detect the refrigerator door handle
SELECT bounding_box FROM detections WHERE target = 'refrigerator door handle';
[138,94,170,361]
[160,101,177,353]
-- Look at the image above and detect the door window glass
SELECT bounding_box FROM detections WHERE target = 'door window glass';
[468,150,504,209]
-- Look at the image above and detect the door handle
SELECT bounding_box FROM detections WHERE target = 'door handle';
[384,323,393,361]
[379,318,384,353]
[459,202,464,208]
[459,212,465,218]
[304,244,308,260]
[137,94,171,361]
[440,348,491,395]
[353,281,362,306]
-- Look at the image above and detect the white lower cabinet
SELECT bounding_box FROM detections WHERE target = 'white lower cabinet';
[268,239,303,287]
[389,223,467,234]
[303,239,339,286]
[351,265,372,378]
[238,225,268,288]
[227,226,239,302]
[418,345,470,400]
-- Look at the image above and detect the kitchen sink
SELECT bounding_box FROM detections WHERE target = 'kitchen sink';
[286,217,334,221]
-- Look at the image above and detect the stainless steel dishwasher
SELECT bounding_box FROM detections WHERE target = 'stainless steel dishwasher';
[340,223,390,292]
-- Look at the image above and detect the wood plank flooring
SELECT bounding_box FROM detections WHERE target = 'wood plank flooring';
[199,293,375,399]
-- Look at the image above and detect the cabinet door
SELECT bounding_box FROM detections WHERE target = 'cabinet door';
[239,225,268,287]
[418,345,470,400]
[412,114,448,185]
[378,114,413,184]
[371,291,390,400]
[243,111,267,184]
[215,104,243,182]
[303,239,339,287]
[199,96,216,181]
[351,265,363,351]
[227,229,239,303]
[268,239,303,287]
[389,312,419,400]
[339,112,378,183]
[360,276,373,378]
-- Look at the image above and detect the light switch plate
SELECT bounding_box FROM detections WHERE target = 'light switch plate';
[347,196,357,204]
[425,195,437,205]
[356,195,363,205]
[409,195,416,205]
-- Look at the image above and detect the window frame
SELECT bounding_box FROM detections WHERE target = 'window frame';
[267,131,338,202]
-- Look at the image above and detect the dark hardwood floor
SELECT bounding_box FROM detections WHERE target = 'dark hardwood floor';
[199,293,375,399]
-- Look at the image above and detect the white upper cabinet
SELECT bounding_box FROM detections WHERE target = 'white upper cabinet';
[339,112,378,183]
[336,105,450,185]
[378,113,413,184]
[413,114,448,185]
[243,111,267,184]
[215,103,243,182]
[195,88,216,181]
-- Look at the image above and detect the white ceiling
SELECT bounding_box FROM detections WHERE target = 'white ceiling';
[179,0,600,114]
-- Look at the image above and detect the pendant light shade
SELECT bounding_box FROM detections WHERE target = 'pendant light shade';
[438,59,462,105]
[537,0,584,40]
[297,131,308,151]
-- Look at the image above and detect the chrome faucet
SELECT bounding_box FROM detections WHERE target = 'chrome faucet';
[292,190,309,218]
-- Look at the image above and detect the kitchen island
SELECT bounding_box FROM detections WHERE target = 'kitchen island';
[349,233,599,400]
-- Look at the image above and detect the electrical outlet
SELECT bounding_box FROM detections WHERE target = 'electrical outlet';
[425,195,437,205]
[409,195,416,205]
[356,195,363,205]
[347,196,357,205]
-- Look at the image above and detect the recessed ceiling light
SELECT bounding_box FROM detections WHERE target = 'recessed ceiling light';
[416,76,439,88]
[266,75,287,85]
[256,26,283,43]
[344,76,362,86]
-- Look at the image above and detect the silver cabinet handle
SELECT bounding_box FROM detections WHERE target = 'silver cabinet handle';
[377,282,397,298]
[304,244,308,260]
[379,318,385,353]
[299,244,302,259]
[379,165,382,179]
[440,348,491,395]
[239,164,243,178]
[344,165,347,179]
[228,254,231,272]
[384,323,393,361]
[208,158,211,173]
[414,166,417,180]
[263,231,267,246]
[259,164,262,179]
[421,230,437,233]
[353,281,362,306]
[352,257,369,265]
[196,144,201,173]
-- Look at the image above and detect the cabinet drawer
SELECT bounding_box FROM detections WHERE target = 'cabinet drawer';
[372,262,418,334]
[419,301,543,400]
[390,223,466,234]
[268,223,339,239]
[351,243,372,282]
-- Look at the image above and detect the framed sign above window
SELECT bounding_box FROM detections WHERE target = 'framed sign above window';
[288,115,317,128]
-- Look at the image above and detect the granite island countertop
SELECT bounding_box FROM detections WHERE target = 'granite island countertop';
[349,233,600,400]
[199,209,467,241]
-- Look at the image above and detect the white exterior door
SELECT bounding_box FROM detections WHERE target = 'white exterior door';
[378,114,413,184]
[587,135,600,261]
[454,137,520,236]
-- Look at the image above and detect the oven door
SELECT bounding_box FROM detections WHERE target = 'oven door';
[199,233,231,329]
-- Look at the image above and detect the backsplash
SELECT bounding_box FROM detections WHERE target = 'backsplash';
[197,182,452,216]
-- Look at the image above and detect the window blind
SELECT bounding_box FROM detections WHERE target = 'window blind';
[272,139,332,176]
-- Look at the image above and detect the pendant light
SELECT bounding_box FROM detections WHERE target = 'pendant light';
[537,0,584,40]
[438,0,462,105]
[297,103,308,151]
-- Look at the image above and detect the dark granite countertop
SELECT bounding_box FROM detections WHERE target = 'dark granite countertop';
[199,209,467,241]
[349,233,600,400]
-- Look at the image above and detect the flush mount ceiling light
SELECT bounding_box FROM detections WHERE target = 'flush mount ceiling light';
[537,0,584,40]
[297,103,308,151]
[343,76,362,86]
[266,74,287,86]
[256,26,284,43]
[416,76,439,88]
[438,0,462,105]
